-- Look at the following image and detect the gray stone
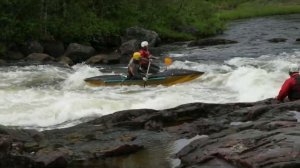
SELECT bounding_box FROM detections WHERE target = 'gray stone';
[42,40,65,58]
[26,53,55,62]
[122,27,161,47]
[65,43,96,63]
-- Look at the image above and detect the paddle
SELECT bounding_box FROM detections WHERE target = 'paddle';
[143,56,173,87]
[143,59,152,87]
[164,56,173,69]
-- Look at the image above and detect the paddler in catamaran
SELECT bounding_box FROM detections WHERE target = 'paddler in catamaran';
[127,52,143,79]
[139,41,160,73]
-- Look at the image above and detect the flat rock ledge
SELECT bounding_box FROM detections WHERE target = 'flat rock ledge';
[2,98,300,168]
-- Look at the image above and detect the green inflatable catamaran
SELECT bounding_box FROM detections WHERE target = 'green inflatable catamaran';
[84,69,204,87]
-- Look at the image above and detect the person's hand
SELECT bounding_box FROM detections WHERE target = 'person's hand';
[143,77,148,81]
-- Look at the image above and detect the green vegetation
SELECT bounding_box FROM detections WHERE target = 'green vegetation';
[0,0,300,46]
[218,1,300,20]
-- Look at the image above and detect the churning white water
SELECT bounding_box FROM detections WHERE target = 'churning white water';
[0,51,299,129]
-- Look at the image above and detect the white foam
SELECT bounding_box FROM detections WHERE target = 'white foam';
[290,111,300,122]
[62,64,104,90]
[230,121,252,126]
[170,135,208,168]
[1,51,300,128]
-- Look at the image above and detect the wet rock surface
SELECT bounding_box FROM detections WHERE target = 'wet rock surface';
[2,99,300,167]
[267,38,287,43]
[188,38,238,47]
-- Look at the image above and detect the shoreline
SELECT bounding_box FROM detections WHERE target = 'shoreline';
[219,4,300,21]
[2,99,300,168]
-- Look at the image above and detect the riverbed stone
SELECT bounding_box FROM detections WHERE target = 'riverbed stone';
[93,144,144,158]
[33,148,69,168]
[0,134,12,155]
[2,99,300,167]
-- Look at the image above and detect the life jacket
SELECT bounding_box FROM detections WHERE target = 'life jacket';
[139,49,150,65]
[288,75,300,100]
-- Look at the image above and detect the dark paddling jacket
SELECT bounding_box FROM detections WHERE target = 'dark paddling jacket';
[277,72,300,101]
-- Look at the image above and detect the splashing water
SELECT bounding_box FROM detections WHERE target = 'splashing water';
[0,51,299,129]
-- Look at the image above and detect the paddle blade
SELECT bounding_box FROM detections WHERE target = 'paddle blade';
[164,57,173,66]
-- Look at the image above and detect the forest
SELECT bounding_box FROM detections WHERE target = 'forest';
[0,0,300,50]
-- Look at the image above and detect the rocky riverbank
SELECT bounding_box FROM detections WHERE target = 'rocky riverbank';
[2,14,300,68]
[0,27,162,67]
[4,24,296,68]
[1,98,300,168]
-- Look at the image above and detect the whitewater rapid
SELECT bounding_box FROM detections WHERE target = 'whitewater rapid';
[0,51,299,129]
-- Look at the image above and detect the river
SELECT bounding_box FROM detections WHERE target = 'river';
[0,14,299,130]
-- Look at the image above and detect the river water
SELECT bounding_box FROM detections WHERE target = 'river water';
[0,14,299,130]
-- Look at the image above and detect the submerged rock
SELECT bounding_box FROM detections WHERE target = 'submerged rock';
[188,38,238,47]
[268,38,287,43]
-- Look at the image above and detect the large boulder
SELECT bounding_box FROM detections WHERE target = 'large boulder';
[57,56,74,66]
[85,54,106,65]
[90,35,121,51]
[0,59,6,65]
[33,149,69,168]
[86,52,121,65]
[0,134,12,157]
[104,51,121,64]
[42,40,65,58]
[26,53,55,63]
[119,39,139,62]
[5,51,24,60]
[4,99,300,167]
[64,43,96,63]
[0,43,7,58]
[122,27,161,47]
[20,40,44,56]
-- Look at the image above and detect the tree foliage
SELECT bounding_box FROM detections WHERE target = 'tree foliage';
[0,0,299,44]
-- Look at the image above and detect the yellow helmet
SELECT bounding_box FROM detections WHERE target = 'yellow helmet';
[132,52,141,60]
